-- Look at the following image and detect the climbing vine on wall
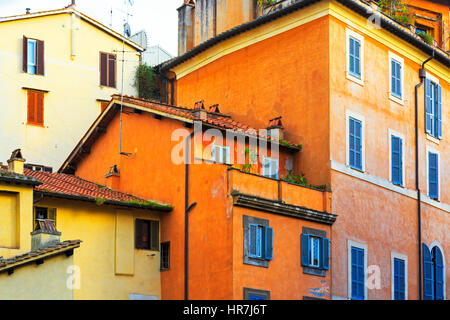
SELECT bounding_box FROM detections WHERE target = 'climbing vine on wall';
[134,64,160,100]
[378,0,415,25]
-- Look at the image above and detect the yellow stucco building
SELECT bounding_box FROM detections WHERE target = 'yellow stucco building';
[0,150,172,300]
[0,4,143,170]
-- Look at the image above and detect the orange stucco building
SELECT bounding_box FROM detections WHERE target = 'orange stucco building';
[60,95,336,300]
[158,0,449,300]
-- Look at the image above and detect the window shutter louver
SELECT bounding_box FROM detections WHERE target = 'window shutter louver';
[423,243,434,300]
[301,234,310,267]
[37,40,44,76]
[428,153,438,200]
[433,247,444,300]
[27,91,36,123]
[391,136,402,185]
[100,53,108,86]
[425,79,433,135]
[23,36,28,72]
[36,91,44,125]
[264,227,273,261]
[436,84,442,139]
[108,54,116,88]
[151,220,159,251]
[322,238,329,270]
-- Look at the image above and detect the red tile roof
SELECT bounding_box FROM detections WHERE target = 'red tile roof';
[24,169,173,211]
[0,241,81,272]
[112,95,300,147]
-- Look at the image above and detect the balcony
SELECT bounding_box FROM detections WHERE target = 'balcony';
[228,168,334,223]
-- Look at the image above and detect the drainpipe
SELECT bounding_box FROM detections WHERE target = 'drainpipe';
[415,51,434,300]
[185,131,197,300]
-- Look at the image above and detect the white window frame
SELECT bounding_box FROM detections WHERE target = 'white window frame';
[391,252,408,300]
[426,146,440,201]
[429,241,447,300]
[346,110,366,172]
[27,39,37,75]
[348,240,368,300]
[262,156,279,180]
[388,52,405,105]
[212,143,231,165]
[310,236,320,267]
[388,129,405,187]
[346,28,364,86]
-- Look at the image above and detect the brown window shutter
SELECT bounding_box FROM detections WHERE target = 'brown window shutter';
[36,91,44,125]
[37,40,45,76]
[108,54,116,88]
[151,221,159,251]
[27,91,36,123]
[23,36,28,72]
[100,52,108,86]
[101,101,108,112]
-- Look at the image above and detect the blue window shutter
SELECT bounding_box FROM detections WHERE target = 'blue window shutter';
[354,40,361,77]
[248,294,266,300]
[423,243,434,300]
[433,247,444,300]
[349,118,355,168]
[301,234,310,267]
[425,79,433,135]
[394,259,405,300]
[349,117,362,170]
[322,238,329,270]
[351,247,365,300]
[264,227,273,261]
[436,84,442,139]
[249,224,258,258]
[391,136,402,185]
[349,38,355,74]
[428,153,438,200]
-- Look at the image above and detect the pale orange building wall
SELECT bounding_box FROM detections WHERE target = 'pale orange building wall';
[175,17,331,187]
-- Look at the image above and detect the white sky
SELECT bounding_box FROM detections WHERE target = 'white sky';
[0,0,179,55]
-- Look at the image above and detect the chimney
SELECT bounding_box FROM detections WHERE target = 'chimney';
[208,104,221,114]
[26,8,31,14]
[267,117,285,141]
[31,220,61,251]
[7,149,26,175]
[193,100,207,120]
[105,165,120,190]
[177,0,195,55]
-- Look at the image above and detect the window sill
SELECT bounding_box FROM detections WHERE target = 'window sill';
[26,122,45,128]
[348,165,364,173]
[99,85,117,89]
[426,134,440,145]
[346,73,364,86]
[303,266,327,277]
[389,94,404,106]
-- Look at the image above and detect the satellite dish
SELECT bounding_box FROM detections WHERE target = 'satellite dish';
[124,22,131,38]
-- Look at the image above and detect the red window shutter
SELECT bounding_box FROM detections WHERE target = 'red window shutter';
[100,53,108,86]
[27,91,36,123]
[36,91,44,125]
[37,40,45,76]
[108,54,116,88]
[23,36,28,73]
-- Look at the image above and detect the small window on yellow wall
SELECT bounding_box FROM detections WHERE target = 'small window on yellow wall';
[34,207,57,232]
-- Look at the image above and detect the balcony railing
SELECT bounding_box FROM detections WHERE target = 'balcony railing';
[228,168,331,214]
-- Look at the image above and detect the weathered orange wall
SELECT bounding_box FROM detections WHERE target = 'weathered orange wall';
[176,17,331,187]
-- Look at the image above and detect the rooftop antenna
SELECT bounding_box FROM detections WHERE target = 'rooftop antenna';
[118,0,134,156]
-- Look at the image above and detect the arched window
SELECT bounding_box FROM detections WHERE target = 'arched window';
[423,243,444,300]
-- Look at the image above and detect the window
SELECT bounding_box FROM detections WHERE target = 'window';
[346,29,364,85]
[262,156,279,179]
[100,52,117,88]
[389,53,404,103]
[390,133,403,186]
[160,242,170,271]
[348,241,367,300]
[427,151,439,200]
[392,257,406,300]
[212,144,230,164]
[425,78,442,139]
[243,216,272,267]
[135,219,159,251]
[27,90,44,126]
[301,231,329,273]
[248,224,273,260]
[34,207,57,232]
[23,36,44,75]
[423,243,444,300]
[348,116,363,171]
[243,288,270,300]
